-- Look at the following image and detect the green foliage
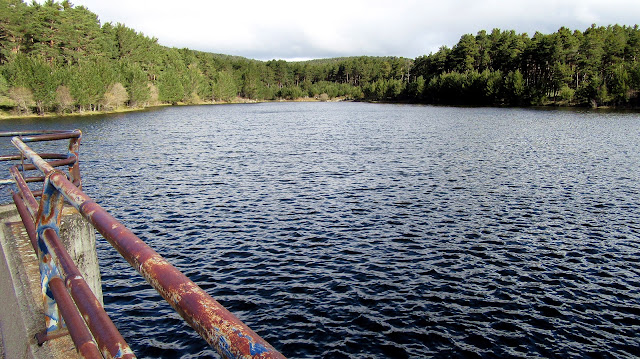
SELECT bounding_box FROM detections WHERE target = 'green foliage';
[5,55,58,113]
[55,85,74,113]
[413,25,640,107]
[119,60,149,107]
[0,70,9,96]
[68,57,116,111]
[183,63,206,103]
[504,70,525,104]
[158,68,184,104]
[0,0,28,64]
[212,70,238,101]
[407,75,425,101]
[559,85,575,103]
[277,86,304,100]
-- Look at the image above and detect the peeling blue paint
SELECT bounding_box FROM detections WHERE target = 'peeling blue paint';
[237,331,270,355]
[250,342,269,355]
[218,335,234,359]
[35,177,67,333]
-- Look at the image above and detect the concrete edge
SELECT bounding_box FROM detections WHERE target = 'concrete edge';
[0,204,79,358]
[0,203,41,358]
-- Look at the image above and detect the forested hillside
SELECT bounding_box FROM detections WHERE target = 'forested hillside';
[1,0,639,116]
[413,26,640,107]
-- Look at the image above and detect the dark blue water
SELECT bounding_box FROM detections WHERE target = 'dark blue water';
[2,102,640,358]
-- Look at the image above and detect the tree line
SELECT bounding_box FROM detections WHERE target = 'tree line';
[1,0,639,116]
[411,26,640,107]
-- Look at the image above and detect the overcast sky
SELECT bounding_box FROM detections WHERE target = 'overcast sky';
[50,0,640,61]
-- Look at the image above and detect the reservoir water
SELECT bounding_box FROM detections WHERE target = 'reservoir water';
[1,102,639,358]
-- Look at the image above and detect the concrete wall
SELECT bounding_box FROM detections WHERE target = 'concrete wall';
[0,203,102,359]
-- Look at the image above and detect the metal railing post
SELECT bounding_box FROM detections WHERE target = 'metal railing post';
[41,225,136,359]
[47,276,102,358]
[35,174,67,334]
[66,132,82,189]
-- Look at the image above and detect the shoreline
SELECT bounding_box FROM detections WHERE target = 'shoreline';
[0,105,169,121]
[0,96,346,121]
[2,97,638,120]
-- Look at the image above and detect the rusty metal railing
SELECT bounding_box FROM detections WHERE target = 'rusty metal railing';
[1,130,284,359]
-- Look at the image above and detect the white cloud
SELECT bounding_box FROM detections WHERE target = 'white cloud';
[37,0,640,60]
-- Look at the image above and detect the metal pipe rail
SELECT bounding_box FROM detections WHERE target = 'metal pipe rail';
[1,131,285,359]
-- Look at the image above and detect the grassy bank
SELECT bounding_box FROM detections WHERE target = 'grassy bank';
[0,96,350,121]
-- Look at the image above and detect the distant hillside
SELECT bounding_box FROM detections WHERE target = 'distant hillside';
[1,0,638,116]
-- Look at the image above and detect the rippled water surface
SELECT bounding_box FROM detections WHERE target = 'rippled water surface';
[2,103,640,358]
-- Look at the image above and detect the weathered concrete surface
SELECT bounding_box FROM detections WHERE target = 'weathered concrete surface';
[59,206,103,305]
[0,203,102,359]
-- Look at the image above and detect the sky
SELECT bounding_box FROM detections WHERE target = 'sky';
[45,0,640,61]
